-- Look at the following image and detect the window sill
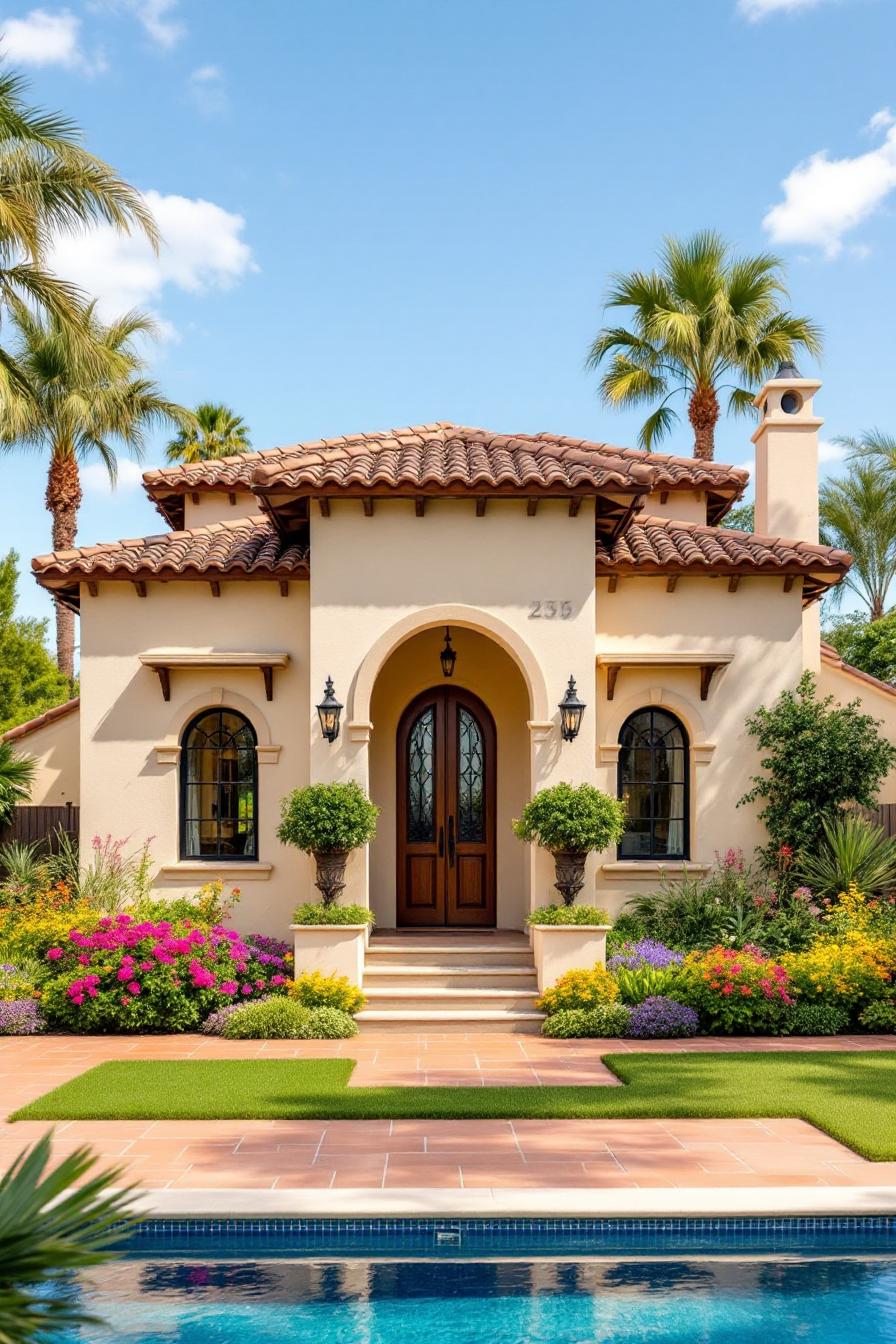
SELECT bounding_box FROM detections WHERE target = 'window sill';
[600,860,710,879]
[158,861,273,881]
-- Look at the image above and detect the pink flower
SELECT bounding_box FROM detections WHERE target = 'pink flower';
[78,954,90,965]
[126,982,141,995]
[117,968,131,982]
[241,984,252,995]
[46,948,63,961]
[220,980,238,995]
[271,975,285,986]
[139,961,153,972]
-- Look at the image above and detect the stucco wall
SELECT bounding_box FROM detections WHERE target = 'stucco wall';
[78,580,311,935]
[595,574,806,917]
[642,489,708,524]
[182,491,261,529]
[9,708,80,806]
[368,627,530,929]
[819,658,896,803]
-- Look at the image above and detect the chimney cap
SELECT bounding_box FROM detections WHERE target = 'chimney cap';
[775,358,802,380]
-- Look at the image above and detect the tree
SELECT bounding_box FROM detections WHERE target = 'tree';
[1,305,191,680]
[723,502,754,532]
[0,741,34,825]
[0,67,157,418]
[586,231,822,460]
[740,671,896,864]
[819,460,896,621]
[0,1132,136,1344]
[0,550,70,734]
[165,402,251,463]
[824,611,896,685]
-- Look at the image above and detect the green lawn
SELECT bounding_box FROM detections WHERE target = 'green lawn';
[11,1051,896,1162]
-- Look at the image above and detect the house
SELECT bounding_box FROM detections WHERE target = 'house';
[15,366,895,951]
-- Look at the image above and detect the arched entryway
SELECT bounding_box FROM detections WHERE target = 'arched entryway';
[396,686,496,927]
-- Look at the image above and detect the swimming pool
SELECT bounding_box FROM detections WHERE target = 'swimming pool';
[59,1218,896,1343]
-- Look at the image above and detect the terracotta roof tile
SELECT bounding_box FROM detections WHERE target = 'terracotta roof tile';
[820,641,896,697]
[2,697,79,742]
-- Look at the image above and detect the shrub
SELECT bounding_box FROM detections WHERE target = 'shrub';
[0,894,99,961]
[512,783,626,854]
[526,904,610,926]
[277,782,378,855]
[199,1002,247,1036]
[675,945,794,1034]
[782,932,892,1011]
[131,881,242,930]
[858,999,896,1033]
[788,1001,850,1036]
[0,959,43,1000]
[612,964,679,1005]
[536,964,619,1015]
[626,996,699,1039]
[222,998,357,1040]
[0,999,44,1035]
[740,671,896,866]
[288,971,364,1015]
[0,741,35,826]
[797,814,896,900]
[46,832,155,913]
[0,840,49,907]
[541,1004,630,1038]
[38,913,288,1034]
[292,902,375,926]
[822,882,896,939]
[608,939,684,971]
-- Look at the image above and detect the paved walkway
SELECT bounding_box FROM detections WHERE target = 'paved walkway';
[1,1034,895,1193]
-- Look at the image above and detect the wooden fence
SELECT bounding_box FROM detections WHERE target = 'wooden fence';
[0,804,79,851]
[866,804,896,838]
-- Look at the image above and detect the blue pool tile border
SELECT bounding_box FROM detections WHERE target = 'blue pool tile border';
[129,1216,896,1235]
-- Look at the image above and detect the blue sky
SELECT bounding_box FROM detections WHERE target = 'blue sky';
[2,0,895,627]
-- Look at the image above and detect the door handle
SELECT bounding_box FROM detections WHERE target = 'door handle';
[438,825,444,857]
[447,815,456,866]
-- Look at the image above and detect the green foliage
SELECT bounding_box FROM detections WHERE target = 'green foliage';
[165,402,251,463]
[131,880,241,930]
[675,945,795,1034]
[292,902,375,926]
[797,813,896,900]
[724,502,755,531]
[0,552,71,734]
[0,742,35,826]
[288,971,365,1015]
[824,611,896,685]
[820,451,896,621]
[0,841,47,906]
[278,782,379,855]
[858,998,896,1033]
[585,230,821,456]
[222,997,357,1040]
[612,964,678,1005]
[536,964,620,1014]
[513,783,626,854]
[526,903,611,926]
[0,1132,136,1344]
[741,672,896,862]
[541,1004,631,1038]
[788,1001,850,1036]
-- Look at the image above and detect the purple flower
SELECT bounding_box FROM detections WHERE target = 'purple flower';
[0,1000,45,1036]
[200,1002,253,1036]
[626,996,699,1039]
[608,940,684,972]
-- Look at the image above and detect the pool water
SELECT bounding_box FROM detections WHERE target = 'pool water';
[55,1221,896,1344]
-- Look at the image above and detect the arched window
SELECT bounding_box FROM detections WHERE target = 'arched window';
[617,708,689,860]
[180,709,257,860]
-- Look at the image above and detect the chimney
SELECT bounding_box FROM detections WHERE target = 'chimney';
[752,360,822,542]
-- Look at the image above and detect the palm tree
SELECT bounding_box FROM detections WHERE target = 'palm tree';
[837,428,896,475]
[820,461,896,620]
[2,303,193,680]
[0,1132,136,1344]
[586,231,822,460]
[0,68,157,419]
[0,740,34,825]
[165,402,251,463]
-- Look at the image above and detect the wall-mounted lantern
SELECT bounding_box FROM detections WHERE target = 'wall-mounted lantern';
[558,675,586,742]
[317,676,343,743]
[439,627,457,679]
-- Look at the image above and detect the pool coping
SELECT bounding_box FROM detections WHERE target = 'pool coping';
[125,1185,896,1220]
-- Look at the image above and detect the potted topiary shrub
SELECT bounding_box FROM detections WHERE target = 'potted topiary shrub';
[513,782,625,989]
[279,781,379,987]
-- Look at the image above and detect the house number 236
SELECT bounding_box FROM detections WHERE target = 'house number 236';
[529,600,572,619]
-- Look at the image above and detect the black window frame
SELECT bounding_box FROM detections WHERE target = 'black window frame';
[179,708,259,862]
[617,707,690,861]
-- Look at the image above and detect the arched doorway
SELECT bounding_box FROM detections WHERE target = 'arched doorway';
[396,686,496,926]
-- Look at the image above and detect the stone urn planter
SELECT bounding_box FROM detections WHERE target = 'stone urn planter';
[531,923,612,992]
[289,921,368,988]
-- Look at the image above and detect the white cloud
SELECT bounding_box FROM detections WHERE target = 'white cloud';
[865,107,895,135]
[187,63,227,117]
[0,7,104,71]
[763,118,896,257]
[82,457,144,494]
[818,439,847,465]
[47,189,256,326]
[126,0,182,46]
[738,0,826,18]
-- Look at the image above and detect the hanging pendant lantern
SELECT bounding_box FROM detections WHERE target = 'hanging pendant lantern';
[439,627,457,678]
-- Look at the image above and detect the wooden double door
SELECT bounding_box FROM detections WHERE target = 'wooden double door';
[396,687,496,927]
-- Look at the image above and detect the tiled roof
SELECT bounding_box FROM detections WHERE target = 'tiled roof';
[821,641,896,697]
[597,515,850,599]
[32,516,308,608]
[2,697,79,743]
[143,422,748,527]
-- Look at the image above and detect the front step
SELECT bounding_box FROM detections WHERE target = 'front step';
[360,930,543,1032]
